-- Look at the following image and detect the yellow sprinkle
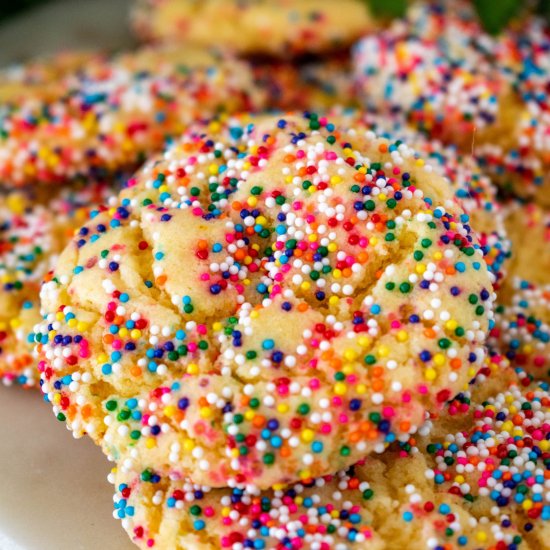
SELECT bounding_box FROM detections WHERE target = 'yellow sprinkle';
[301,429,315,442]
[475,531,487,543]
[10,318,21,329]
[330,175,342,185]
[183,439,195,451]
[145,438,156,449]
[433,353,445,366]
[425,368,436,381]
[277,404,289,414]
[244,410,254,421]
[6,194,26,214]
[208,121,221,132]
[163,405,176,418]
[357,336,371,348]
[334,382,347,396]
[378,345,389,358]
[445,320,458,331]
[187,364,199,375]
[130,329,141,339]
[344,349,357,361]
[397,330,408,342]
[247,197,258,207]
[501,421,513,433]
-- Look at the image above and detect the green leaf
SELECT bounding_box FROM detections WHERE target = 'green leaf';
[473,0,521,35]
[536,0,550,21]
[366,0,407,19]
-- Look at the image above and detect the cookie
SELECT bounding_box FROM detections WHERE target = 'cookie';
[491,282,550,381]
[357,112,511,289]
[487,202,550,380]
[253,55,358,112]
[421,373,550,546]
[0,45,263,187]
[112,449,537,550]
[502,202,550,294]
[36,112,494,488]
[353,1,550,205]
[0,183,114,387]
[131,0,375,57]
[108,351,549,550]
[0,50,108,103]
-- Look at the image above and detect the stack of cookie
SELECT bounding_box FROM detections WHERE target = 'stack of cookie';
[0,1,549,549]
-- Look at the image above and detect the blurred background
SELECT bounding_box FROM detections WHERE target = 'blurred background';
[0,0,134,64]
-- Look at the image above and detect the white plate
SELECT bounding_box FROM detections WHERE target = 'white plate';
[0,387,135,550]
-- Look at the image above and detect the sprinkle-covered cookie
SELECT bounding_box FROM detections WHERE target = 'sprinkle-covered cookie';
[0,182,114,387]
[131,0,375,57]
[111,449,538,550]
[108,352,549,550]
[253,55,358,112]
[488,202,550,380]
[36,113,494,488]
[0,46,263,187]
[357,112,511,289]
[353,1,550,205]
